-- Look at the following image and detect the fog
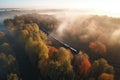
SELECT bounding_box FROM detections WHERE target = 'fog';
[44,13,120,79]
[0,9,39,33]
[47,13,120,67]
[52,13,120,46]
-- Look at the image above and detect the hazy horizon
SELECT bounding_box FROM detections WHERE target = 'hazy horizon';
[0,0,120,17]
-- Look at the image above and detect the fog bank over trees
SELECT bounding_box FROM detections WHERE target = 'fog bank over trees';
[0,12,119,79]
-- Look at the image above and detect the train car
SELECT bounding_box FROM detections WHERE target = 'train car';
[39,25,78,54]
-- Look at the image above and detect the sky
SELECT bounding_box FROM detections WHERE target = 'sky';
[0,0,120,17]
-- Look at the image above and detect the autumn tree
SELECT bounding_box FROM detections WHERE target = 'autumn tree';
[38,47,74,80]
[73,51,91,79]
[4,19,14,30]
[89,41,107,54]
[48,47,58,59]
[52,47,73,63]
[0,53,17,80]
[7,73,21,80]
[25,37,49,65]
[46,61,74,80]
[0,31,5,37]
[0,31,7,44]
[14,15,24,26]
[90,58,114,80]
[0,43,14,57]
[98,73,114,80]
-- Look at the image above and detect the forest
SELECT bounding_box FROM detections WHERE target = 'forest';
[0,13,119,80]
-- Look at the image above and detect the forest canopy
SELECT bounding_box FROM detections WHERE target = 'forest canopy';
[2,13,116,80]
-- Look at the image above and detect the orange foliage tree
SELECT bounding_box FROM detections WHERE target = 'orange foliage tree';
[74,51,91,76]
[48,47,58,58]
[89,41,106,54]
[98,73,114,80]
